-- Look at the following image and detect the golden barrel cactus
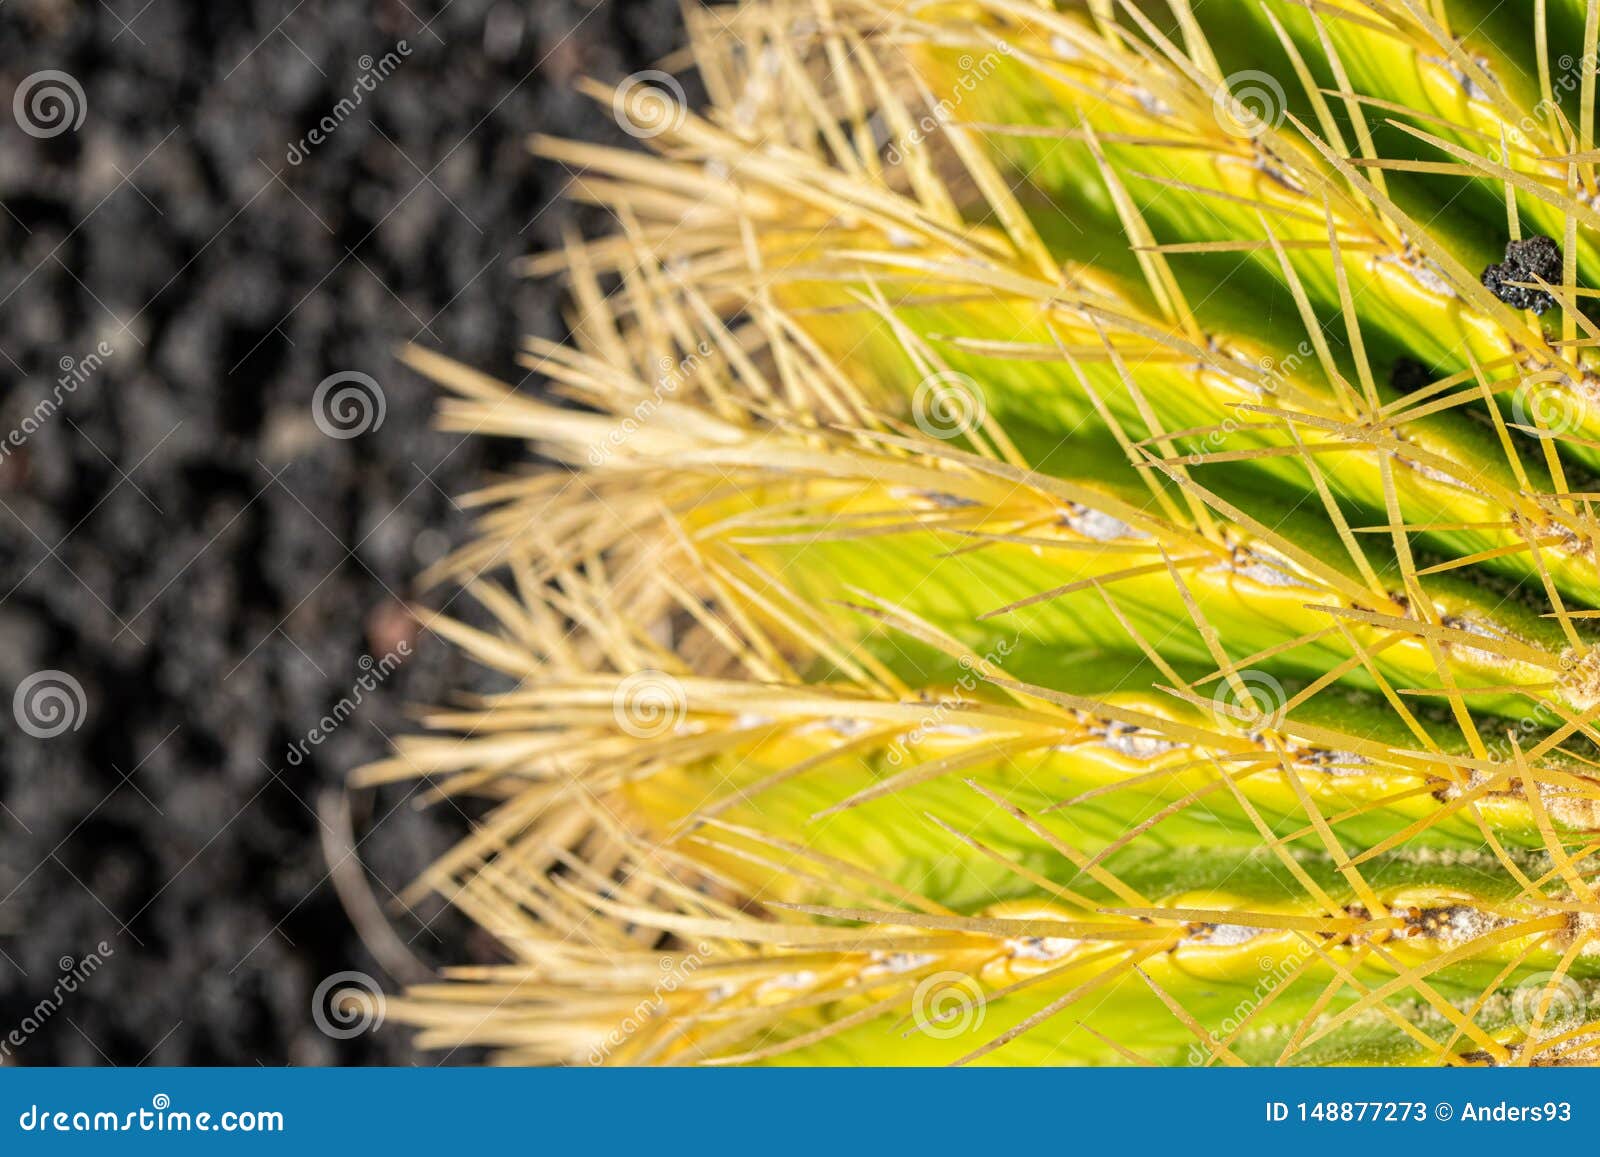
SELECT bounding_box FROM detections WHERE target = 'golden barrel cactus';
[367,0,1600,1065]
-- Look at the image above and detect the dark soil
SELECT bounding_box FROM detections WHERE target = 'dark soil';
[0,0,683,1065]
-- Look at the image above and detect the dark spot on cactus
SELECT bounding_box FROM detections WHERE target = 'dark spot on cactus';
[1389,356,1431,394]
[1481,235,1562,313]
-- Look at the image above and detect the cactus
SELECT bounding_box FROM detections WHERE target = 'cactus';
[368,0,1600,1065]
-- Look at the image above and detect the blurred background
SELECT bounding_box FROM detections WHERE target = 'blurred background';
[0,0,684,1064]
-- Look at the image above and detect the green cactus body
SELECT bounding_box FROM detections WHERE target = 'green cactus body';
[369,0,1600,1066]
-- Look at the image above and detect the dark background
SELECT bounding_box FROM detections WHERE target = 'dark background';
[0,0,681,1065]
